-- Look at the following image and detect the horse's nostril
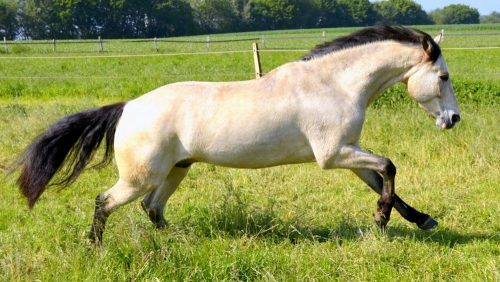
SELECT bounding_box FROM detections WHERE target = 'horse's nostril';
[451,114,461,124]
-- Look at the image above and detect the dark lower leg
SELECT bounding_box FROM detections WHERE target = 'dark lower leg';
[374,161,396,229]
[89,194,109,244]
[353,169,435,229]
[374,193,394,229]
[141,200,167,229]
[393,195,433,227]
[140,167,190,229]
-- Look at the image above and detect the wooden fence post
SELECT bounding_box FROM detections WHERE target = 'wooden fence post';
[52,39,56,52]
[322,31,326,44]
[252,42,262,79]
[3,37,7,52]
[206,35,210,51]
[261,35,266,48]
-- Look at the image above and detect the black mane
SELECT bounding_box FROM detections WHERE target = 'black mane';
[302,24,441,62]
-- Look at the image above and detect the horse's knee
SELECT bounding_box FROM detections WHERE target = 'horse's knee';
[377,195,395,210]
[381,158,396,178]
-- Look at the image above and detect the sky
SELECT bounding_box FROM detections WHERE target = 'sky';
[372,1,498,15]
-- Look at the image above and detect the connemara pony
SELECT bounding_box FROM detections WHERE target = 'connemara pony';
[16,25,460,244]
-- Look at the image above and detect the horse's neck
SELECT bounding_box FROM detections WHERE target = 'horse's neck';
[315,41,423,108]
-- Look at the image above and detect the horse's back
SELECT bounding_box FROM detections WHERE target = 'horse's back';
[113,80,315,172]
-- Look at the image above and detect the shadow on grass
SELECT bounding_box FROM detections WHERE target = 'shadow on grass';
[387,225,499,247]
[175,187,499,247]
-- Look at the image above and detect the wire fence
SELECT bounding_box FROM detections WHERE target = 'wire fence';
[2,32,499,55]
[0,31,498,83]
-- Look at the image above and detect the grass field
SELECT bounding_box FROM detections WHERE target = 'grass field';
[0,24,499,280]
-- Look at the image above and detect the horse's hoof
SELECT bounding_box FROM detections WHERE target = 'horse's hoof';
[417,215,438,230]
[87,229,103,246]
[373,211,389,230]
[154,218,168,229]
[141,201,168,229]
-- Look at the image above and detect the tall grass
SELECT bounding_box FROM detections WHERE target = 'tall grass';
[0,102,498,280]
[0,26,499,280]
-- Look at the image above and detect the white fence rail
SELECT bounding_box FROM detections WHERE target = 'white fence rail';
[2,32,499,54]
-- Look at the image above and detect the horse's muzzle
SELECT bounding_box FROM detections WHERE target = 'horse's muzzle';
[437,112,461,129]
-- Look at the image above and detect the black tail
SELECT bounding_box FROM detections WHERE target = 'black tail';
[16,102,126,209]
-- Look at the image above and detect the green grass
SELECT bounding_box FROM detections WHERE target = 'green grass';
[0,47,498,105]
[0,25,499,280]
[0,102,498,280]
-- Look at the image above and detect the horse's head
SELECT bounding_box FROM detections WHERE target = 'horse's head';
[405,31,460,129]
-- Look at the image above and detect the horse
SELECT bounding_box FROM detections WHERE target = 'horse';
[15,25,460,244]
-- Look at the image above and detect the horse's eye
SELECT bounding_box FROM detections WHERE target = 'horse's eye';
[439,74,449,81]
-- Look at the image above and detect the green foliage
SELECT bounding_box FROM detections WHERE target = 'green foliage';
[317,0,350,27]
[286,0,320,29]
[18,0,195,39]
[4,0,491,39]
[18,0,75,39]
[430,4,480,25]
[0,0,17,39]
[96,0,195,38]
[191,0,241,34]
[244,0,297,30]
[337,0,377,26]
[374,0,432,25]
[481,12,500,24]
[149,0,195,37]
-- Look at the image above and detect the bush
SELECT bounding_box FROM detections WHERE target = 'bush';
[480,12,500,24]
[373,0,432,25]
[430,4,480,24]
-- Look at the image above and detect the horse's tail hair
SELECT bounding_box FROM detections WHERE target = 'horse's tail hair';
[16,102,126,209]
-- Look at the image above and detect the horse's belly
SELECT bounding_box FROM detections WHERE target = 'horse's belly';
[193,128,315,168]
[200,144,314,168]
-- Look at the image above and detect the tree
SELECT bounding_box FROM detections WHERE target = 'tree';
[374,0,432,25]
[18,0,195,39]
[19,0,79,39]
[316,0,350,27]
[337,0,376,26]
[430,4,479,24]
[190,0,240,33]
[480,11,500,24]
[244,0,297,31]
[146,0,195,37]
[0,0,17,39]
[290,0,320,29]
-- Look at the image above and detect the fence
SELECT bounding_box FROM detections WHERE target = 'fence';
[3,31,497,55]
[1,33,336,54]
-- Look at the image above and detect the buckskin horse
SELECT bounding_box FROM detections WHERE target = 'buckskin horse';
[16,25,460,244]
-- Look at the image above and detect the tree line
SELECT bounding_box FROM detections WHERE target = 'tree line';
[0,0,490,40]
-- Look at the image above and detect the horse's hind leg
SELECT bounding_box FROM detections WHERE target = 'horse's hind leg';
[352,169,437,230]
[141,166,190,228]
[89,179,151,244]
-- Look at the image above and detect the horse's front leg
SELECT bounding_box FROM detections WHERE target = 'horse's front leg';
[326,145,396,229]
[352,168,438,230]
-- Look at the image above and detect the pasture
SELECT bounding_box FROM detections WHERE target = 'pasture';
[0,24,499,280]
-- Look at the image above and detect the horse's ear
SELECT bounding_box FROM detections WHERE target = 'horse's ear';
[422,37,433,57]
[433,29,444,45]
